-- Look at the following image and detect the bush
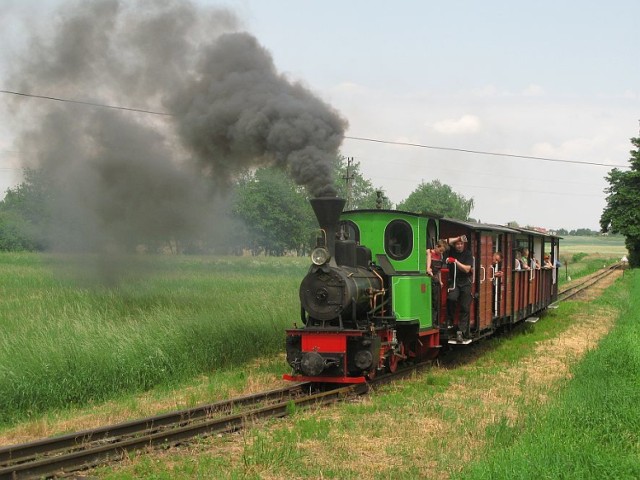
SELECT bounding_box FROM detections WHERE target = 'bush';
[571,252,588,263]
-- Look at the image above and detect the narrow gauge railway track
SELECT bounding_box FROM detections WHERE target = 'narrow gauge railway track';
[0,265,621,479]
[557,262,621,302]
[0,382,322,479]
[0,368,421,480]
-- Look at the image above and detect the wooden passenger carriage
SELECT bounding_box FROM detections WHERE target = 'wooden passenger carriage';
[437,219,560,342]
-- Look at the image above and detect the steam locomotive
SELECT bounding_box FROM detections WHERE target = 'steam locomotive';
[284,196,560,383]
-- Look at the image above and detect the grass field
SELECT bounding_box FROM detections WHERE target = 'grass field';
[556,235,626,286]
[560,234,627,256]
[0,253,307,426]
[0,236,626,428]
[460,270,640,479]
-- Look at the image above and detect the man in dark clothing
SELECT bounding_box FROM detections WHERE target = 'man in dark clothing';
[445,237,473,341]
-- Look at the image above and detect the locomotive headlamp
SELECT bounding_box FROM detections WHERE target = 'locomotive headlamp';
[311,247,331,265]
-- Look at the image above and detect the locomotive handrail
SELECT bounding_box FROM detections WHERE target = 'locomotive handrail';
[480,265,486,283]
[489,265,495,281]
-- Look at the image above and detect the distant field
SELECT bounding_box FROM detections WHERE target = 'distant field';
[560,235,627,256]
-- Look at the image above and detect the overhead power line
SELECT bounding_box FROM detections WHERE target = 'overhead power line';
[0,88,630,169]
[0,89,172,116]
[344,136,629,169]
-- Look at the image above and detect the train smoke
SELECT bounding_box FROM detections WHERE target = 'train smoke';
[6,0,346,279]
[168,32,346,197]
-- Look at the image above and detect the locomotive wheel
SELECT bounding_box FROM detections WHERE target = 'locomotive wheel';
[388,343,405,373]
[388,354,399,373]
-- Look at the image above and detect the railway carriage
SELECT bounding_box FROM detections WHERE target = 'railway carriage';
[285,197,560,383]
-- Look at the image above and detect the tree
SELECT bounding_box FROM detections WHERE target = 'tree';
[334,156,392,210]
[600,135,640,266]
[397,180,474,220]
[0,169,51,251]
[233,167,315,255]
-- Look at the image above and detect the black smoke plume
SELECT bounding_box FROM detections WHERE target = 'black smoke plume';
[6,0,347,280]
[168,32,346,197]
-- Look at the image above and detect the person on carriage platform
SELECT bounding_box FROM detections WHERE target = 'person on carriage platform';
[445,236,473,342]
[427,240,449,326]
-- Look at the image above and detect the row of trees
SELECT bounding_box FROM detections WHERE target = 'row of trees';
[5,130,639,262]
[0,156,475,255]
[554,228,603,237]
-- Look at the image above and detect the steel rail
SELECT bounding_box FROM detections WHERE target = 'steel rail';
[556,262,621,302]
[0,360,427,480]
[0,382,315,479]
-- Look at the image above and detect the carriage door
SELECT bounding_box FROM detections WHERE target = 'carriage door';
[493,234,504,319]
[478,233,494,331]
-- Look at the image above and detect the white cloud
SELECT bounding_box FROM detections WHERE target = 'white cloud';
[332,81,370,95]
[431,114,481,135]
[523,84,545,96]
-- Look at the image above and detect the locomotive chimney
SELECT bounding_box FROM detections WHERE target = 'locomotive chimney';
[310,196,346,264]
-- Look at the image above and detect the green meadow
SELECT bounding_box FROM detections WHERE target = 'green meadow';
[0,236,626,428]
[460,270,640,479]
[560,234,626,256]
[0,252,307,426]
[557,235,626,285]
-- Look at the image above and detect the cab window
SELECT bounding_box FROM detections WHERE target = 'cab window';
[339,220,360,243]
[385,220,413,260]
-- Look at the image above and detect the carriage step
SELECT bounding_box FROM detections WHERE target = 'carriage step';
[525,316,540,323]
[448,338,472,345]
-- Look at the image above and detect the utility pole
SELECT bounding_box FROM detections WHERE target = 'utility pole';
[343,156,354,209]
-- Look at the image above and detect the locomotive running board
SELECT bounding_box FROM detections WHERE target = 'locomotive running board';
[525,316,540,323]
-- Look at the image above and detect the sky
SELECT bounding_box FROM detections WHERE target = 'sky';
[1,0,639,230]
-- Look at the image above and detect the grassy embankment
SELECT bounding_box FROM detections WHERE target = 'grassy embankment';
[460,269,640,479]
[97,266,633,478]
[0,252,307,427]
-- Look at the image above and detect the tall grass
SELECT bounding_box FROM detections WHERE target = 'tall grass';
[0,252,307,426]
[459,270,640,479]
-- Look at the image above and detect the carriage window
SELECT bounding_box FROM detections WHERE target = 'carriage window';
[385,220,413,260]
[339,220,360,242]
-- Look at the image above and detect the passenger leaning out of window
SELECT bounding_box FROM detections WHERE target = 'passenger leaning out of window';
[493,251,503,278]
